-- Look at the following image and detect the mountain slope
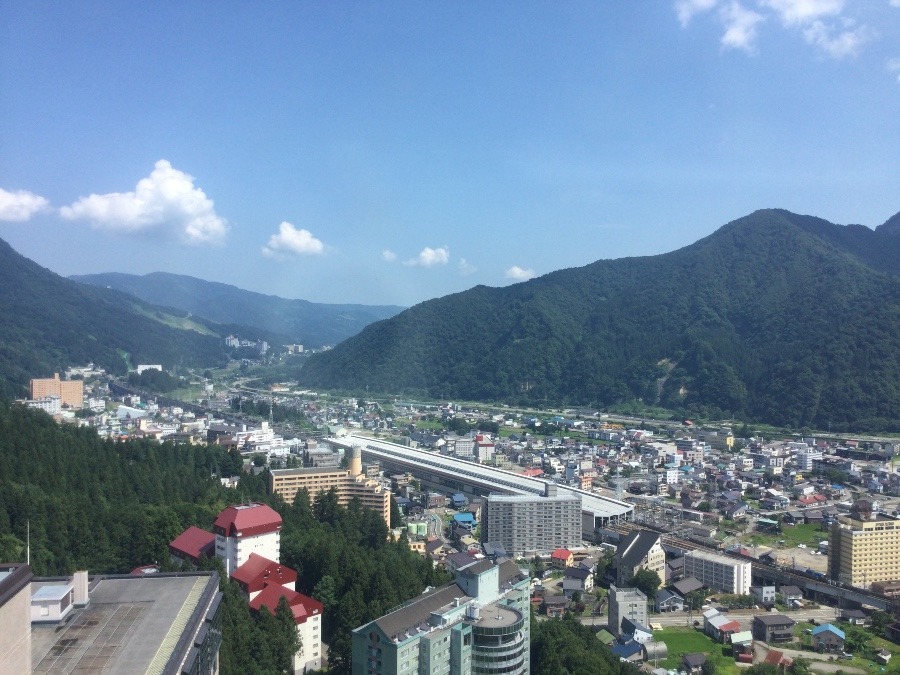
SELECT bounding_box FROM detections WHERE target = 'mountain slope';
[0,237,260,398]
[70,272,405,348]
[297,209,900,431]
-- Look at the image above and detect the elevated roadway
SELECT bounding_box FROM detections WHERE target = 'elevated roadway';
[326,435,633,535]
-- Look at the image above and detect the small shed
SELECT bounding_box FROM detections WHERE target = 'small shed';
[31,583,74,623]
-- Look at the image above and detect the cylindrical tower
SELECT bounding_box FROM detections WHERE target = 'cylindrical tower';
[348,445,362,477]
[471,606,528,675]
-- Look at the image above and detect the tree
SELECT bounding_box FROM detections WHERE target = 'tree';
[273,596,301,673]
[531,555,545,578]
[594,552,613,587]
[789,657,812,675]
[627,568,661,600]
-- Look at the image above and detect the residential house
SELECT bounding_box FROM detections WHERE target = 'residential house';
[753,614,796,643]
[811,624,845,653]
[551,548,575,568]
[839,609,869,626]
[610,640,644,663]
[682,653,706,675]
[562,567,594,597]
[750,585,776,605]
[654,589,684,613]
[621,617,653,643]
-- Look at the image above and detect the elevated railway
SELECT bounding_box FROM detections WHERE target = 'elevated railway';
[326,434,634,535]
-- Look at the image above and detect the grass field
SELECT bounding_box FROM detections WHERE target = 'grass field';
[654,627,742,675]
[745,522,828,549]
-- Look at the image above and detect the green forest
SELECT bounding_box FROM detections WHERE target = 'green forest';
[298,209,900,432]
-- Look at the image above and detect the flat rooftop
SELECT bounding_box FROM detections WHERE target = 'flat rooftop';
[475,604,522,629]
[32,573,216,674]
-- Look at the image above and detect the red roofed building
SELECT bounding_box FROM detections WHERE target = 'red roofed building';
[551,548,574,568]
[763,649,793,668]
[231,553,297,602]
[250,585,324,673]
[213,502,282,575]
[169,526,216,567]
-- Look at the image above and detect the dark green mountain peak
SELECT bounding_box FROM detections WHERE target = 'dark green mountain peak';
[878,209,900,235]
[298,207,900,432]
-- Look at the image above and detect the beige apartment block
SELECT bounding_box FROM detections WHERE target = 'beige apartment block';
[269,448,391,526]
[829,501,900,587]
[30,373,83,409]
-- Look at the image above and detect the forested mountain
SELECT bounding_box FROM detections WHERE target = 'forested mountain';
[71,271,405,348]
[0,237,280,399]
[298,209,900,431]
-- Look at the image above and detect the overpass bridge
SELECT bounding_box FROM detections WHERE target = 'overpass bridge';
[326,435,633,535]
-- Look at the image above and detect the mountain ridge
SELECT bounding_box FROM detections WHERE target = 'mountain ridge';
[70,271,405,348]
[0,237,279,398]
[297,208,900,431]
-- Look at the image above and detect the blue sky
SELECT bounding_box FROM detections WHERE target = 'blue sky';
[1,1,899,306]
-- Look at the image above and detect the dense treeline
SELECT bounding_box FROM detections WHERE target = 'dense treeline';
[530,614,642,675]
[127,368,183,392]
[299,209,900,431]
[0,402,244,574]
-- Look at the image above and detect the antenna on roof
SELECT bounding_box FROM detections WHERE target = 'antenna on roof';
[26,520,30,566]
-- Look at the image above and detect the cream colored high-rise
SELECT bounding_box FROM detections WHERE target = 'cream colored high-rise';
[29,373,83,409]
[269,451,391,527]
[828,507,900,588]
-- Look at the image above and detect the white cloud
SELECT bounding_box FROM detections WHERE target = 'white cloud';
[404,246,449,267]
[0,187,49,222]
[261,221,325,258]
[504,266,536,282]
[760,0,843,25]
[803,19,872,58]
[60,160,227,244]
[720,1,765,52]
[457,258,477,276]
[892,0,900,7]
[381,249,397,262]
[676,0,719,26]
[678,0,873,58]
[888,57,900,82]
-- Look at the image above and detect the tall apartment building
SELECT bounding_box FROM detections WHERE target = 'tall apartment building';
[213,502,282,576]
[351,558,530,675]
[482,484,581,556]
[615,529,665,587]
[683,550,751,595]
[828,501,900,587]
[269,447,392,526]
[608,585,648,637]
[29,373,83,409]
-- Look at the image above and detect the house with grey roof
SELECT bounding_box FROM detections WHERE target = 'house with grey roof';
[614,529,664,587]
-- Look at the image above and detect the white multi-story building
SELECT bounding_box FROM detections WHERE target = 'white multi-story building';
[482,485,581,556]
[213,502,282,576]
[683,550,751,596]
[26,396,61,415]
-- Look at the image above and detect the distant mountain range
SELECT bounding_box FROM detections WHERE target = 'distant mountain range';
[70,272,404,348]
[297,209,900,432]
[0,237,279,398]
